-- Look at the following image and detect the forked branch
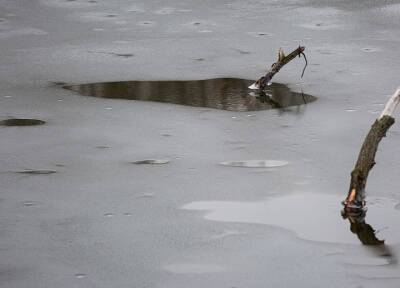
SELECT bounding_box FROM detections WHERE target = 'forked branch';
[249,46,307,90]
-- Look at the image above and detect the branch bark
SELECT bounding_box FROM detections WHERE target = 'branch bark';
[344,88,400,210]
[249,46,306,90]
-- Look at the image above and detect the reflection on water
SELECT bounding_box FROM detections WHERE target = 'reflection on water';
[342,206,397,265]
[342,208,384,245]
[64,78,316,112]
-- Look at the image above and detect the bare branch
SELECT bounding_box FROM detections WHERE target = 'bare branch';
[249,46,306,90]
[344,88,400,210]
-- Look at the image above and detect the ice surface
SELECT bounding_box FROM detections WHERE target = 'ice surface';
[182,193,400,244]
[1,0,400,288]
[219,159,289,167]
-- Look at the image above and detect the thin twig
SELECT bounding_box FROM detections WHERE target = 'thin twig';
[299,50,308,78]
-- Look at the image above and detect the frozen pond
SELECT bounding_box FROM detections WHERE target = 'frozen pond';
[1,0,400,288]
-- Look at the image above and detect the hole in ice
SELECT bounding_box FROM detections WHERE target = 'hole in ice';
[1,118,45,126]
[64,79,317,112]
[15,170,57,175]
[132,159,170,165]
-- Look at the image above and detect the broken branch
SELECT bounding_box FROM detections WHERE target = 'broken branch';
[344,88,400,210]
[249,46,307,90]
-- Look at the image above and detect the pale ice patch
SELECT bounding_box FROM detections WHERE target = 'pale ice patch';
[154,7,191,15]
[182,194,400,245]
[220,160,288,168]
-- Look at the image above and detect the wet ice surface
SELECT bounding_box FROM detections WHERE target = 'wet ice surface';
[182,193,400,245]
[1,0,400,287]
[64,79,316,112]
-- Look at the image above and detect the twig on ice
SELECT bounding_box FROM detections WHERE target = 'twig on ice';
[249,46,307,90]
